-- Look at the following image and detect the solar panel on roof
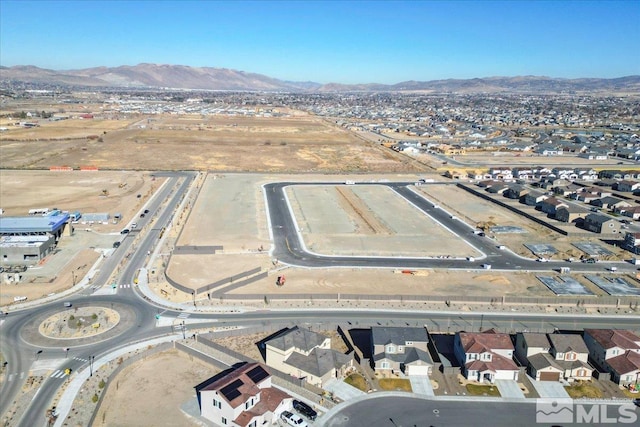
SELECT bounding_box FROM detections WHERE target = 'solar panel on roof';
[246,366,269,384]
[220,379,243,401]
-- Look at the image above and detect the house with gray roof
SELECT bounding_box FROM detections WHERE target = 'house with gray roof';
[264,326,353,387]
[371,327,433,376]
[583,213,620,234]
[515,332,593,382]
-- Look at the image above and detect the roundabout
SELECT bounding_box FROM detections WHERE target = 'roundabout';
[38,307,120,340]
[18,302,140,348]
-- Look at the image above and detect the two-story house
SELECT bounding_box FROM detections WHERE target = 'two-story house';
[454,331,519,383]
[371,327,433,376]
[265,326,352,388]
[195,362,292,427]
[518,333,593,382]
[583,329,640,386]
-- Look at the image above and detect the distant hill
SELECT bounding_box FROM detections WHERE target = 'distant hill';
[1,63,639,93]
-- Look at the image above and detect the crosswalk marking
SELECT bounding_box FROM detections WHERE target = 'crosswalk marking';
[50,370,69,378]
[177,313,190,319]
[8,373,13,382]
[119,284,130,288]
[72,356,87,362]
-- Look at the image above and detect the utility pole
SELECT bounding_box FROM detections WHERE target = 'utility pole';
[89,356,95,377]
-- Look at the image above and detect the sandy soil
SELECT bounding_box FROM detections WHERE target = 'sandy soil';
[414,184,629,260]
[1,113,422,173]
[94,349,217,427]
[39,307,119,338]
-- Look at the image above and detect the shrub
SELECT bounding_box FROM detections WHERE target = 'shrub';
[98,379,106,389]
[92,393,99,403]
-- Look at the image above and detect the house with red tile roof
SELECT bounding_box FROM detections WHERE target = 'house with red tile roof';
[453,331,519,383]
[195,362,292,427]
[583,329,640,386]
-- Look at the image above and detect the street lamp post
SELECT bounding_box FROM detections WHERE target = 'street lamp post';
[181,321,186,340]
[65,348,69,358]
[192,291,196,307]
[89,356,95,377]
[35,350,43,361]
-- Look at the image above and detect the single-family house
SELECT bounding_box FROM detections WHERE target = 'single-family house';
[515,333,593,382]
[591,196,632,211]
[622,206,640,221]
[504,184,529,200]
[583,329,640,385]
[454,331,519,383]
[555,205,589,224]
[371,327,433,376]
[265,326,352,388]
[539,197,568,215]
[195,362,292,427]
[524,191,548,207]
[615,180,640,193]
[583,214,620,234]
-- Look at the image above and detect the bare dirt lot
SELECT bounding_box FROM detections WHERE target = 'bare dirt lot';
[1,113,422,173]
[414,184,629,261]
[288,184,477,257]
[93,349,216,427]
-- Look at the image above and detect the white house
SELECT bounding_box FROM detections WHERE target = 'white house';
[195,362,292,427]
[454,331,519,383]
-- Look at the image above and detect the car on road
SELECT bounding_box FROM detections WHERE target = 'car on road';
[140,213,145,218]
[131,223,137,229]
[293,400,317,421]
[113,241,121,248]
[281,410,308,427]
[583,258,597,264]
[120,228,130,234]
[537,258,549,263]
[144,209,150,214]
[64,302,72,308]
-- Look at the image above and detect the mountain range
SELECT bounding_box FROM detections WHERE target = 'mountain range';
[1,63,639,94]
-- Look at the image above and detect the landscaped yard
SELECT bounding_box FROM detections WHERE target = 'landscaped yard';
[620,387,640,399]
[344,373,368,392]
[379,378,412,392]
[564,381,604,399]
[465,383,501,397]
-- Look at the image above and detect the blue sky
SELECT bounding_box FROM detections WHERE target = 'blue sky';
[1,1,638,84]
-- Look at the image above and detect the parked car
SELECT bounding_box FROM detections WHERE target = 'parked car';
[280,410,308,427]
[293,400,317,421]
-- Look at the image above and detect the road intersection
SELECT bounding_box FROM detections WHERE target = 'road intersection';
[1,175,639,426]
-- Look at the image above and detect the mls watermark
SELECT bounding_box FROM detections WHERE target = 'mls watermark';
[536,398,638,424]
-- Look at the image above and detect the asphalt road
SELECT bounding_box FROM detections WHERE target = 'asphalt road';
[317,394,639,427]
[2,175,639,427]
[265,181,631,273]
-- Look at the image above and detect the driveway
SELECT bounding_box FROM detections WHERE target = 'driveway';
[495,379,525,399]
[529,378,570,398]
[409,375,435,396]
[324,378,366,401]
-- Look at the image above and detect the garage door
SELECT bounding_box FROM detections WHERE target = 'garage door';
[407,365,430,376]
[539,371,561,381]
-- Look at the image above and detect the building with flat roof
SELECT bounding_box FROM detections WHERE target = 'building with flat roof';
[0,212,70,266]
[0,212,69,240]
[0,235,55,265]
